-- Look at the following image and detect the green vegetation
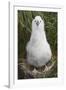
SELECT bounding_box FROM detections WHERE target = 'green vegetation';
[18,10,57,78]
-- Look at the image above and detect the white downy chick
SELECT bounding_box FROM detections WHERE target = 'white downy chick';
[26,16,52,67]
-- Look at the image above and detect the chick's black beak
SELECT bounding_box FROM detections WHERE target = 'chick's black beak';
[36,21,39,26]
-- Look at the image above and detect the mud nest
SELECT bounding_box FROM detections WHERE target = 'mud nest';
[18,56,57,79]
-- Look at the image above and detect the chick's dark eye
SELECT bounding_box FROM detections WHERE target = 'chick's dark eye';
[34,20,36,22]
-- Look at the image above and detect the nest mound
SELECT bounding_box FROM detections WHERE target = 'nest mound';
[18,57,57,79]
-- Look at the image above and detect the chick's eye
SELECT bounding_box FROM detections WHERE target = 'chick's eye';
[34,20,36,22]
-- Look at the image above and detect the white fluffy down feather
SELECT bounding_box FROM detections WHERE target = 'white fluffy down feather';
[26,16,52,67]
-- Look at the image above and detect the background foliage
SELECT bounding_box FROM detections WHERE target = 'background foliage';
[18,10,57,79]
